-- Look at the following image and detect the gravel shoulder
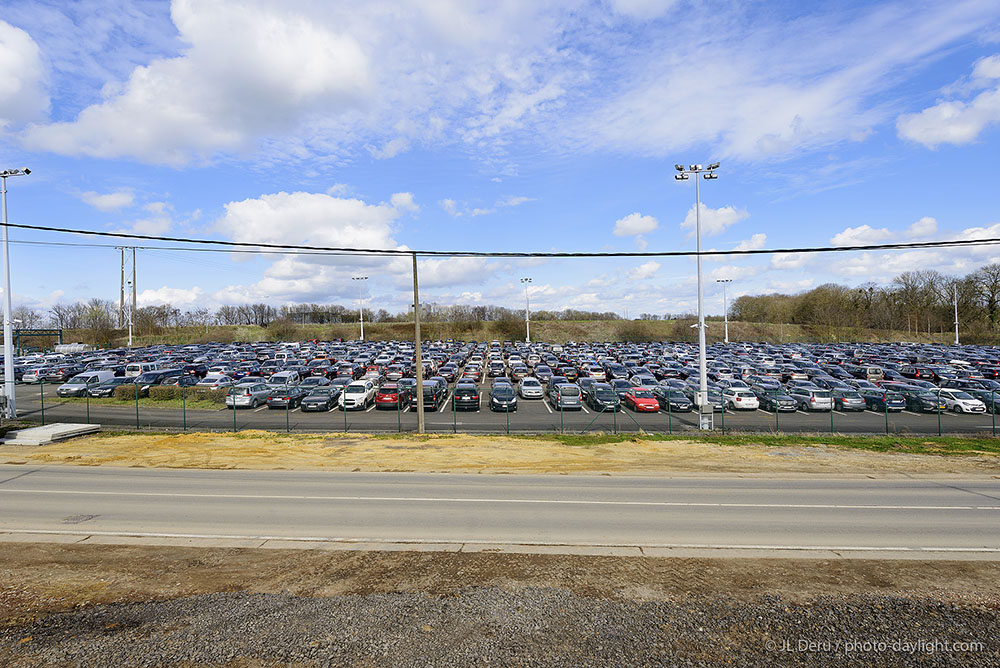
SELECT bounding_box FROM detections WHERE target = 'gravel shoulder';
[1,544,998,667]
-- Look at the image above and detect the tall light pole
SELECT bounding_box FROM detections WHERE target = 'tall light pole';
[716,278,732,344]
[520,277,532,343]
[954,283,960,346]
[1,167,29,419]
[675,161,719,430]
[352,276,368,341]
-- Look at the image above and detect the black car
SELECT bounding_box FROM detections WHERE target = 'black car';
[489,384,518,412]
[652,386,694,412]
[752,387,799,413]
[301,387,338,412]
[88,377,135,397]
[452,384,481,411]
[586,382,621,412]
[266,384,308,409]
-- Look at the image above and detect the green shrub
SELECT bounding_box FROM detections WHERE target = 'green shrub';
[189,387,228,404]
[148,385,182,401]
[113,384,139,401]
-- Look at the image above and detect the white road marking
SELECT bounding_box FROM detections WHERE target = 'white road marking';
[365,404,376,412]
[254,406,268,412]
[291,407,300,413]
[3,529,999,553]
[544,401,553,414]
[581,406,590,414]
[2,488,995,510]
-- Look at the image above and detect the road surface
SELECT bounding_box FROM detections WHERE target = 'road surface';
[2,466,999,558]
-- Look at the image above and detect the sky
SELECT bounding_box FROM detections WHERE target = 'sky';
[2,0,1000,320]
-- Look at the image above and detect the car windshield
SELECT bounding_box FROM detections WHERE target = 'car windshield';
[522,379,540,387]
[594,389,615,400]
[493,388,515,398]
[633,389,653,398]
[308,389,333,397]
[559,387,581,397]
[67,375,90,384]
[952,391,973,400]
[345,386,365,394]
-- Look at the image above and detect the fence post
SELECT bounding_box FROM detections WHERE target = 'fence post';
[993,390,996,438]
[39,380,44,426]
[85,388,90,424]
[453,393,457,434]
[343,396,347,433]
[884,392,889,435]
[720,395,725,434]
[182,387,187,431]
[937,389,942,437]
[286,396,291,433]
[830,395,834,433]
[233,392,237,433]
[666,392,672,435]
[613,399,618,434]
[398,394,402,433]
[506,401,510,435]
[560,401,564,434]
[134,383,140,430]
[773,390,779,433]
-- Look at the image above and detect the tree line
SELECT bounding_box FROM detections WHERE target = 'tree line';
[730,265,1000,342]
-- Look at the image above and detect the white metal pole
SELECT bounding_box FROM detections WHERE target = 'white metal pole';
[723,281,729,344]
[695,174,709,427]
[1,175,15,418]
[412,254,424,433]
[954,284,959,346]
[359,280,365,341]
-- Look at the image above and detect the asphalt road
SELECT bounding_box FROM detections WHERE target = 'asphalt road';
[9,382,1000,435]
[2,466,999,558]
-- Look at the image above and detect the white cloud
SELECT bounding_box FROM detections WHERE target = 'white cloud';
[80,189,134,212]
[680,203,747,238]
[627,260,660,280]
[897,53,1000,148]
[440,199,460,217]
[367,137,410,159]
[906,216,938,238]
[733,233,767,251]
[138,285,204,308]
[608,0,679,21]
[830,224,893,246]
[390,191,419,213]
[576,3,997,159]
[498,196,534,207]
[613,212,658,236]
[770,252,809,270]
[0,21,49,128]
[112,200,174,236]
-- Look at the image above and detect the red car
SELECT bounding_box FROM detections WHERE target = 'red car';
[375,383,409,410]
[624,387,660,412]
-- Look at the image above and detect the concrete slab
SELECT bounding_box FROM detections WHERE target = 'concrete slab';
[260,540,461,552]
[461,543,644,557]
[77,534,267,549]
[3,423,100,446]
[0,531,89,544]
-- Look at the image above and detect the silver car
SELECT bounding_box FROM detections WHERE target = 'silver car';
[548,383,583,410]
[225,382,270,409]
[518,377,545,399]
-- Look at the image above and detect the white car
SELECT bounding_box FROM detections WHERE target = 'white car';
[722,388,759,410]
[938,389,986,413]
[339,380,376,410]
[518,377,545,399]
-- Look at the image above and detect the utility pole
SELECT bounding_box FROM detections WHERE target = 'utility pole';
[1,167,30,419]
[716,278,732,344]
[117,247,136,344]
[119,248,125,328]
[412,253,425,433]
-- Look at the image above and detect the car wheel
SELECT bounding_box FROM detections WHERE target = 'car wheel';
[953,405,962,413]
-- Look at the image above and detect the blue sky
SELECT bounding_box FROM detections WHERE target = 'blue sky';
[2,0,1000,319]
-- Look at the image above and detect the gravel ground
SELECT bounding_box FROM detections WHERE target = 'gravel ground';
[2,587,998,668]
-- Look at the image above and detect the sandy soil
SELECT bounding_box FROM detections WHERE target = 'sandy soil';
[1,431,999,475]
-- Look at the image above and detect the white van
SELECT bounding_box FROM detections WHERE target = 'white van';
[125,362,160,378]
[57,370,117,397]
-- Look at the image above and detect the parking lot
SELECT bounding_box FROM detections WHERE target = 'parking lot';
[11,380,1000,436]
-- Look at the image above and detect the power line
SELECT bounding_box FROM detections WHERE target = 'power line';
[3,221,1000,258]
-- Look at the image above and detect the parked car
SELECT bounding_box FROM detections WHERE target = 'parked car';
[623,387,660,412]
[857,388,906,412]
[651,386,693,412]
[88,377,135,398]
[898,388,947,413]
[265,384,308,409]
[787,387,832,411]
[830,389,867,412]
[301,387,339,412]
[489,383,519,412]
[225,383,270,409]
[586,382,621,412]
[196,374,234,390]
[722,388,760,411]
[752,387,798,413]
[375,383,410,410]
[937,389,987,414]
[518,377,545,399]
[340,380,377,410]
[452,384,481,411]
[56,370,117,397]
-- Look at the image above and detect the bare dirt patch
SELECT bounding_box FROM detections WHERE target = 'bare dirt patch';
[2,431,999,475]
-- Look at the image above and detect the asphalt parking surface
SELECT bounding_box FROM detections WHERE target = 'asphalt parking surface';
[10,383,999,436]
